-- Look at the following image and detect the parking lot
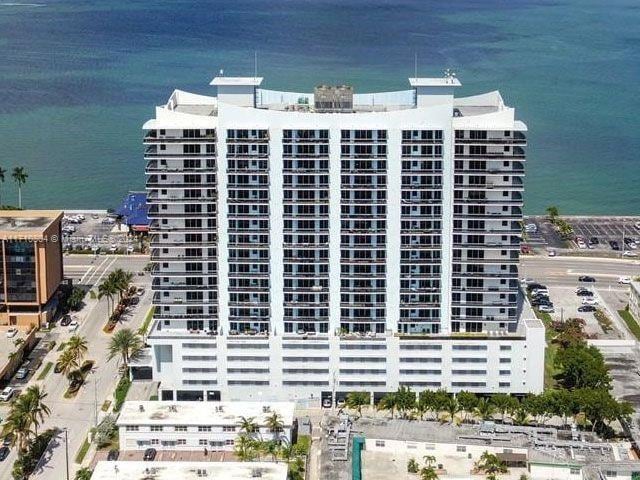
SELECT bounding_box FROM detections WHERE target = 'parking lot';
[524,216,640,254]
[61,211,142,254]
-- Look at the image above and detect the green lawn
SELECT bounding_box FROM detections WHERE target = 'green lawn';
[75,437,91,463]
[113,376,132,412]
[36,362,53,381]
[619,309,640,340]
[532,308,559,388]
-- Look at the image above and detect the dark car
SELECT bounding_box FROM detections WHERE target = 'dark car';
[107,449,119,461]
[610,240,620,250]
[578,276,596,282]
[589,237,599,245]
[0,446,9,461]
[531,298,552,307]
[130,296,140,306]
[2,434,12,448]
[143,448,156,461]
[578,305,597,312]
[526,283,546,292]
[576,290,594,297]
[60,315,72,326]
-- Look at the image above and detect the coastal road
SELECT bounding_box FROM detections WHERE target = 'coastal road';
[521,255,640,290]
[0,255,151,480]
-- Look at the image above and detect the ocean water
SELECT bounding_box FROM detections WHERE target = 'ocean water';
[0,0,638,214]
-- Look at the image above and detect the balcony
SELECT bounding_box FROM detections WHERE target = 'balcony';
[144,133,216,143]
[145,160,216,173]
[454,147,525,159]
[145,147,215,158]
[151,282,213,291]
[226,135,270,143]
[455,133,526,145]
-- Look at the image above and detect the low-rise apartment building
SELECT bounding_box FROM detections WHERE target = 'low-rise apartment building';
[92,461,288,480]
[629,281,640,321]
[0,210,64,327]
[117,401,294,451]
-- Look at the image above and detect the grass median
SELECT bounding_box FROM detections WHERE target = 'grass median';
[619,308,640,340]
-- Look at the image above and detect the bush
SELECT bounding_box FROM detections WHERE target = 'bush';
[113,376,131,412]
[64,286,86,312]
[94,415,117,447]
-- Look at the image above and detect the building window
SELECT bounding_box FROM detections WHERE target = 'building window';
[375,440,385,447]
[199,439,208,446]
[456,446,466,452]
[125,426,139,431]
[222,426,236,432]
[175,426,187,432]
[177,439,186,445]
[150,426,163,432]
[198,426,212,432]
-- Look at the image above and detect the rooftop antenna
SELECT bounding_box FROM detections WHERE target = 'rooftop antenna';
[414,52,418,79]
[254,50,258,81]
[444,68,457,83]
[219,68,224,77]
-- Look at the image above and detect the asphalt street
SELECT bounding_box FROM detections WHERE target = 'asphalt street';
[0,254,151,480]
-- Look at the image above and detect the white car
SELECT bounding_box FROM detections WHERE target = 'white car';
[548,249,557,257]
[538,305,555,313]
[127,245,134,254]
[524,223,537,232]
[5,328,18,338]
[635,221,640,230]
[0,387,14,402]
[577,240,587,249]
[582,297,598,306]
[623,251,638,257]
[68,320,79,331]
[618,277,632,285]
[108,244,118,253]
[520,277,534,285]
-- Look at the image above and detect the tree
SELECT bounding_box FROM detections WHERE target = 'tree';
[22,385,51,437]
[56,349,79,377]
[378,393,398,419]
[95,277,118,315]
[555,344,611,390]
[106,328,144,372]
[512,407,530,426]
[456,391,478,423]
[11,167,28,209]
[575,389,634,433]
[265,412,285,441]
[443,396,460,424]
[395,386,416,418]
[0,166,5,206]
[263,440,280,462]
[94,415,117,447]
[490,394,519,423]
[476,451,508,480]
[110,269,134,302]
[545,206,559,224]
[234,434,257,461]
[345,392,370,419]
[75,468,93,480]
[474,398,496,421]
[237,416,259,436]
[553,318,587,349]
[423,455,436,467]
[66,335,88,364]
[1,400,32,452]
[65,287,85,312]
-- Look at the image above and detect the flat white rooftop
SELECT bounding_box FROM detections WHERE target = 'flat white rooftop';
[117,401,295,426]
[408,77,461,87]
[92,461,288,480]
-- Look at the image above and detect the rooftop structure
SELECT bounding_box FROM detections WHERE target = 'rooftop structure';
[140,72,542,403]
[91,461,288,480]
[0,210,62,239]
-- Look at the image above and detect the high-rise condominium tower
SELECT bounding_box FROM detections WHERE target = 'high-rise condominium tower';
[139,74,544,403]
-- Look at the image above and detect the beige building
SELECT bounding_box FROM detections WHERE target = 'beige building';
[630,281,640,322]
[0,210,64,328]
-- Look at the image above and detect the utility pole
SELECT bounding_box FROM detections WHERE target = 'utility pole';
[94,377,99,427]
[64,428,70,480]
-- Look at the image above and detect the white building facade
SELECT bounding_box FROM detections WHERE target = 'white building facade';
[117,401,294,451]
[140,74,545,403]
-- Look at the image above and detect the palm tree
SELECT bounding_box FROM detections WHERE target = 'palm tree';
[1,402,32,452]
[476,451,508,480]
[345,391,370,419]
[378,393,397,419]
[474,398,496,421]
[0,166,6,206]
[234,434,257,461]
[545,206,559,224]
[265,412,284,441]
[423,455,437,467]
[263,440,280,462]
[56,349,79,377]
[75,467,93,480]
[107,328,144,372]
[237,416,259,437]
[110,269,133,302]
[66,335,88,364]
[444,396,460,424]
[96,277,118,315]
[23,385,51,436]
[512,408,530,426]
[11,167,28,209]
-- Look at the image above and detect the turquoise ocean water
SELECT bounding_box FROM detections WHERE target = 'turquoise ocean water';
[0,0,638,213]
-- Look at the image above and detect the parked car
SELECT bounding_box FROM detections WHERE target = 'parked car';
[108,244,118,253]
[589,237,599,245]
[143,448,157,461]
[2,434,13,448]
[0,446,9,462]
[107,449,119,461]
[548,249,557,257]
[526,283,546,292]
[68,320,79,331]
[623,251,638,257]
[610,240,620,250]
[0,387,14,402]
[635,221,640,230]
[576,290,594,297]
[582,297,598,306]
[60,314,72,326]
[130,296,140,306]
[524,223,537,233]
[531,288,549,297]
[15,367,29,380]
[520,277,534,285]
[618,277,632,285]
[578,305,597,312]
[322,398,332,408]
[538,305,555,313]
[578,276,596,283]
[126,245,134,254]
[5,328,18,338]
[136,287,145,296]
